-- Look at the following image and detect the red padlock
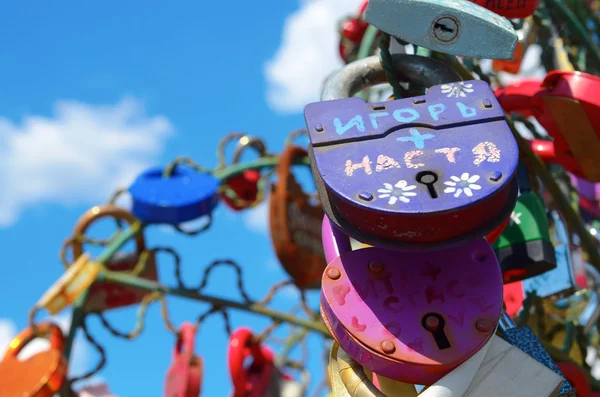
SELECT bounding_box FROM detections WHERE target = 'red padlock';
[339,1,370,63]
[468,0,539,19]
[556,362,592,397]
[164,322,203,397]
[220,170,261,211]
[496,71,600,182]
[228,328,275,397]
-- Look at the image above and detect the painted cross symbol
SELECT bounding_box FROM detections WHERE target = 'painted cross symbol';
[396,128,436,149]
[510,211,522,226]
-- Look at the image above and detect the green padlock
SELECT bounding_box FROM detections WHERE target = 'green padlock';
[494,161,556,284]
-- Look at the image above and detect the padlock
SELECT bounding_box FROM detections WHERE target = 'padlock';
[164,322,203,397]
[339,0,370,64]
[364,0,517,59]
[269,145,327,289]
[492,18,538,74]
[521,212,580,299]
[129,163,220,224]
[68,205,159,313]
[496,71,600,182]
[228,327,303,397]
[220,135,267,211]
[320,238,503,385]
[306,54,518,251]
[499,310,575,396]
[493,161,557,284]
[556,362,593,397]
[0,322,67,397]
[468,0,539,18]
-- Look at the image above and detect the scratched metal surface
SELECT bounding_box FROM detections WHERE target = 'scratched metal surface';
[364,0,517,59]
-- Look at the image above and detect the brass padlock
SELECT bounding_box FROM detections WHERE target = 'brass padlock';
[67,204,159,313]
[0,322,68,397]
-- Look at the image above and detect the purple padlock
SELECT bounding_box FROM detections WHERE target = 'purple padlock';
[305,56,518,251]
[320,238,503,385]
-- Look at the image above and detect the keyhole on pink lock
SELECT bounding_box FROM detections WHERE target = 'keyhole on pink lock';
[422,313,451,350]
[416,171,439,199]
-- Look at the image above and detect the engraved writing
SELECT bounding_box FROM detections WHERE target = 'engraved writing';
[383,296,404,312]
[421,262,442,281]
[425,285,445,304]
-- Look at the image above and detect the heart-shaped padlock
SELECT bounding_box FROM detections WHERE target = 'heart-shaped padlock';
[496,71,600,182]
[320,238,503,385]
[164,322,203,397]
[0,322,67,397]
[269,145,327,289]
[228,328,276,397]
[129,164,220,224]
[220,136,267,211]
[305,55,518,251]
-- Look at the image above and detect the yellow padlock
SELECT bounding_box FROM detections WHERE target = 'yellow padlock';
[36,253,101,315]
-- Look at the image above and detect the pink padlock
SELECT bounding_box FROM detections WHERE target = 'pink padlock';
[164,322,203,397]
[320,238,503,385]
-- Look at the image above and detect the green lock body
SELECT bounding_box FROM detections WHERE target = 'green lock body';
[493,191,557,284]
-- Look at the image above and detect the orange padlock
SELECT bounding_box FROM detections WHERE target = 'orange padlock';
[0,322,67,397]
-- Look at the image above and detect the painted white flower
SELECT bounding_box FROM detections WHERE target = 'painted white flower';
[378,180,417,205]
[441,82,474,98]
[444,173,482,198]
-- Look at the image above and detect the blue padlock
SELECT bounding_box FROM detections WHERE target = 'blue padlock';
[522,212,579,299]
[128,165,220,225]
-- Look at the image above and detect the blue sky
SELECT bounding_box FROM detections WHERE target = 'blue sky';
[0,1,368,396]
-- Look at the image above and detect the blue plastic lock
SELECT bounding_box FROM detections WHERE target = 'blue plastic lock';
[128,165,220,225]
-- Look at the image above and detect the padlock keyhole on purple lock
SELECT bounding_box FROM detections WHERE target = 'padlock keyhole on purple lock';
[422,312,451,350]
[416,171,440,199]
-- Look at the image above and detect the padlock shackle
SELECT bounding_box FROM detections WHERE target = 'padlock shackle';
[231,136,268,165]
[3,322,64,360]
[70,205,146,260]
[321,54,461,100]
[174,322,197,360]
[228,328,275,396]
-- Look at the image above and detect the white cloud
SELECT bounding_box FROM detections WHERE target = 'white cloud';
[0,96,173,227]
[242,201,269,234]
[0,312,103,386]
[265,0,364,112]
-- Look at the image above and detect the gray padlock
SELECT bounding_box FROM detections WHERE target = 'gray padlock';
[364,0,518,59]
[499,310,576,397]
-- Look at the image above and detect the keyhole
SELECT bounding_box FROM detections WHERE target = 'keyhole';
[422,313,451,350]
[416,171,439,199]
[434,22,454,33]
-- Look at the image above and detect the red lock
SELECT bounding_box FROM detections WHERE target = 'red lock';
[339,1,370,63]
[496,71,600,182]
[503,281,525,317]
[468,0,539,19]
[164,322,203,397]
[220,170,261,211]
[228,328,276,397]
[556,362,591,397]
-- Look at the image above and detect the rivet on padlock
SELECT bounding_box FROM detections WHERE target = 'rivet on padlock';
[498,310,575,396]
[68,205,159,313]
[129,163,220,224]
[364,0,518,59]
[306,54,518,251]
[228,327,276,397]
[493,161,557,284]
[496,71,600,182]
[269,145,327,289]
[164,322,203,397]
[0,322,67,397]
[220,135,267,211]
[468,0,540,19]
[320,238,503,385]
